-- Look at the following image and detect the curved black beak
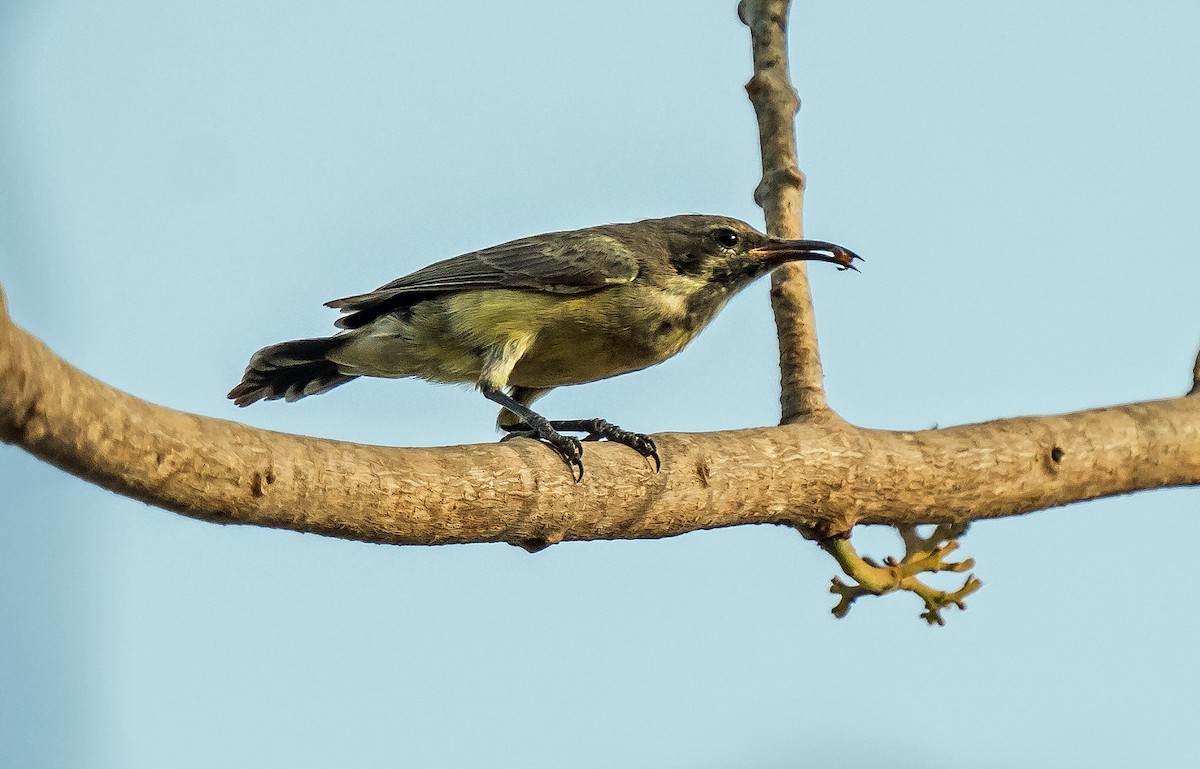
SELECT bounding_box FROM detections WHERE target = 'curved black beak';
[749,238,864,272]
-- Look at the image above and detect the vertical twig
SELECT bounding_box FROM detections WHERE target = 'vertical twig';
[739,0,827,422]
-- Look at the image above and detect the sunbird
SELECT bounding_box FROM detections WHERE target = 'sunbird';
[229,215,861,479]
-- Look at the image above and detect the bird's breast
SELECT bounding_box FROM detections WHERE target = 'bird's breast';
[504,285,713,388]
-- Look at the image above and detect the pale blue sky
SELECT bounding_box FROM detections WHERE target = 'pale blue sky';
[3,1,1200,767]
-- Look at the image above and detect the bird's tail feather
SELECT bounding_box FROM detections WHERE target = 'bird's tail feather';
[228,336,357,406]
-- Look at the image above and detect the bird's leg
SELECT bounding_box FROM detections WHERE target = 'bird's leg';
[495,386,548,432]
[481,384,584,480]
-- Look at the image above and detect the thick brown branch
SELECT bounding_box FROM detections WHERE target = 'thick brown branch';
[4,284,1199,547]
[740,0,825,422]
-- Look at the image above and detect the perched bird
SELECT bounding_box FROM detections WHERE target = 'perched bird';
[229,214,860,479]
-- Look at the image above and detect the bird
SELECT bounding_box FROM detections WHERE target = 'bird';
[228,214,861,479]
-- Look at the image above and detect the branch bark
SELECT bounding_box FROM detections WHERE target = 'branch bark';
[740,0,826,422]
[4,283,1199,549]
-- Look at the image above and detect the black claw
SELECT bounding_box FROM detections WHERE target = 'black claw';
[547,419,660,473]
[499,417,660,475]
[502,425,584,481]
[624,434,660,472]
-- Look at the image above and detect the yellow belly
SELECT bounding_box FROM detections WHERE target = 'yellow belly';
[328,286,714,389]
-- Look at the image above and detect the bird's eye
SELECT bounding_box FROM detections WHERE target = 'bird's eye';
[714,228,740,248]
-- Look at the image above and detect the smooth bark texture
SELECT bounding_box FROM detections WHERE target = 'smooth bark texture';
[4,283,1200,549]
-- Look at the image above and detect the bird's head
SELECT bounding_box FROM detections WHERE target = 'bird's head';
[640,215,861,294]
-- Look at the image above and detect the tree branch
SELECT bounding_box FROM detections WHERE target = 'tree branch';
[740,0,825,422]
[4,283,1199,550]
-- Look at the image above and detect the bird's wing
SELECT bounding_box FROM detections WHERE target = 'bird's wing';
[325,230,640,329]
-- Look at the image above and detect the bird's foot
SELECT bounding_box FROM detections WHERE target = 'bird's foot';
[548,418,660,473]
[500,421,584,481]
[500,418,660,478]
